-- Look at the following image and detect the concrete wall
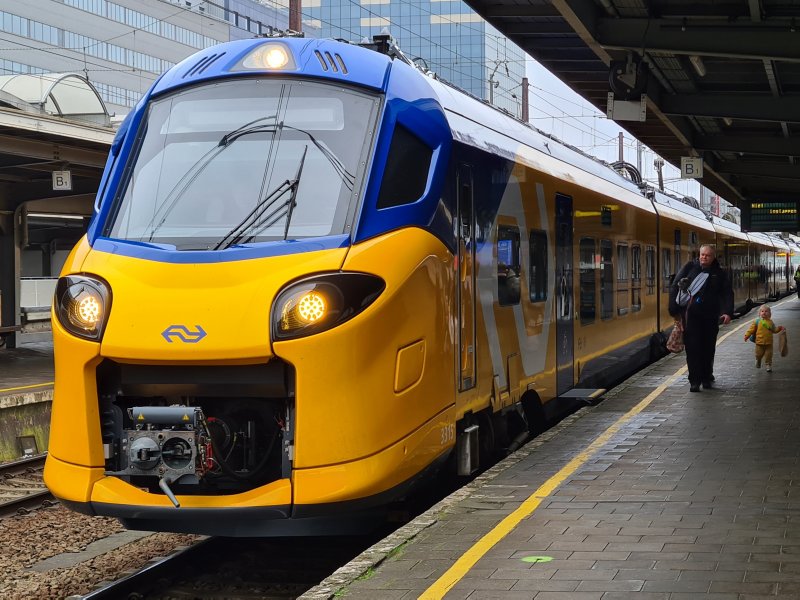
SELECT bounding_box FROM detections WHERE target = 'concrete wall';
[0,390,51,461]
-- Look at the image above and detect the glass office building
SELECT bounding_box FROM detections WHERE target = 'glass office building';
[303,0,526,115]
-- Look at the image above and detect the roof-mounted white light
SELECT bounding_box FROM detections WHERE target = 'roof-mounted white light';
[237,42,296,71]
[689,55,706,78]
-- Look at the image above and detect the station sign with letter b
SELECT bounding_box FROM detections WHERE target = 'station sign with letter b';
[52,170,72,191]
[680,157,703,179]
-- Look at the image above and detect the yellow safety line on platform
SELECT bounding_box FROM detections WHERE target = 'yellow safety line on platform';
[419,315,757,599]
[0,382,54,393]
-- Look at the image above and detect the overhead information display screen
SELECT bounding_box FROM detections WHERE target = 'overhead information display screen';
[742,200,800,232]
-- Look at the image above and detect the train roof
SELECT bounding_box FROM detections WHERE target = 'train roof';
[150,37,393,97]
[424,77,655,215]
[768,234,790,251]
[649,188,714,231]
[708,213,749,241]
[747,230,780,249]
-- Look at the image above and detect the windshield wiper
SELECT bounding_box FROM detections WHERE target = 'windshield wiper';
[288,124,355,191]
[218,115,278,147]
[279,145,307,240]
[143,119,354,244]
[223,123,356,191]
[214,145,309,250]
[143,115,280,241]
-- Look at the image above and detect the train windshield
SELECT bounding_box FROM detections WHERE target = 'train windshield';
[106,78,379,249]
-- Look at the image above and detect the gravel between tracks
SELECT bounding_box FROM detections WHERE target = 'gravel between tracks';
[0,505,199,599]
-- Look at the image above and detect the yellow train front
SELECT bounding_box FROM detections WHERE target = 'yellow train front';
[44,38,459,535]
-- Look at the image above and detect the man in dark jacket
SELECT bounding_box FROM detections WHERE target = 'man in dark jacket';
[669,245,734,392]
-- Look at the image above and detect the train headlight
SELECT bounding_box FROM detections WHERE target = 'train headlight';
[54,275,112,341]
[296,292,326,322]
[272,273,385,341]
[236,42,296,71]
[280,290,328,331]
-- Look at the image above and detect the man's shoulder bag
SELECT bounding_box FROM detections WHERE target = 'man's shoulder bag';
[676,272,709,307]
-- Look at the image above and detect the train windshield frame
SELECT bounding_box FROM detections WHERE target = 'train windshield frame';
[104,78,380,250]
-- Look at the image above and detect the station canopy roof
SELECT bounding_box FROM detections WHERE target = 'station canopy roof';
[462,0,800,212]
[0,73,113,211]
[0,73,109,126]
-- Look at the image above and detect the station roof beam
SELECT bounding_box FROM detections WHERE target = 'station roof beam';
[461,0,800,208]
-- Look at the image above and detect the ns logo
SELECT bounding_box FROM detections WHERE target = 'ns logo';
[161,325,207,343]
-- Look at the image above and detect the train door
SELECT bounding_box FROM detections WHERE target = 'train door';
[457,166,476,390]
[555,194,574,395]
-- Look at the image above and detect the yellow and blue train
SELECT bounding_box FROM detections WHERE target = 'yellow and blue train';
[44,36,797,536]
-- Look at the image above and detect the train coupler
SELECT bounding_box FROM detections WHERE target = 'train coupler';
[105,406,207,490]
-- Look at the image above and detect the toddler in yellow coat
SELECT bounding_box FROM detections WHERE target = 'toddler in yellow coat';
[743,305,784,372]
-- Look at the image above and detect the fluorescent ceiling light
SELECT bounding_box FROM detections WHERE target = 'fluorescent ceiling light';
[27,213,85,220]
[689,55,706,77]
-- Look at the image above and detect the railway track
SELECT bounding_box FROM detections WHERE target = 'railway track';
[80,534,385,599]
[0,454,53,518]
[76,472,471,598]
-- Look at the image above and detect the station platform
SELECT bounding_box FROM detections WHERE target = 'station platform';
[302,296,800,599]
[0,339,54,393]
[0,339,54,401]
[0,338,54,401]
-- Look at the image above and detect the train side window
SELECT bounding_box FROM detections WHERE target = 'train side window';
[579,237,596,324]
[631,244,642,311]
[662,248,672,290]
[616,243,629,316]
[600,239,613,320]
[376,124,432,209]
[673,228,682,275]
[726,240,744,290]
[645,246,655,295]
[497,226,521,306]
[528,230,548,302]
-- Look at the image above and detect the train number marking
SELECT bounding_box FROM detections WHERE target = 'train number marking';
[440,423,455,445]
